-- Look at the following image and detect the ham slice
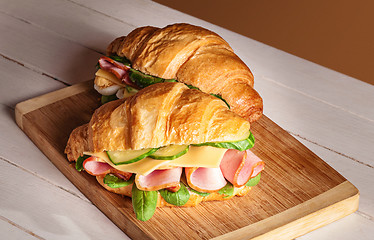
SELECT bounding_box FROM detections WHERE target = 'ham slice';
[83,157,132,180]
[83,157,112,176]
[220,149,264,187]
[135,167,183,191]
[185,167,227,192]
[98,56,136,88]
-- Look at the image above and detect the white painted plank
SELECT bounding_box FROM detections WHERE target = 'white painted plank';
[0,57,66,108]
[256,75,374,167]
[298,213,374,240]
[294,136,374,218]
[0,105,85,199]
[0,0,134,54]
[0,159,128,240]
[0,12,100,85]
[0,217,39,240]
[70,0,374,120]
[72,0,204,28]
[245,49,374,122]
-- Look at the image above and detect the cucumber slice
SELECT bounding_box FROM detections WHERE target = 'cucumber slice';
[107,148,158,165]
[149,145,189,160]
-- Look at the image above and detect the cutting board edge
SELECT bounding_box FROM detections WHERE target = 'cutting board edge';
[214,181,359,240]
[15,80,93,129]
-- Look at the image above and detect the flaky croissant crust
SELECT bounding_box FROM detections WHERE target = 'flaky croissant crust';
[65,82,250,161]
[107,23,263,123]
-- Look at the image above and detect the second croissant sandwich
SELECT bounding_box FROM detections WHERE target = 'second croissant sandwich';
[94,23,263,123]
[65,82,264,221]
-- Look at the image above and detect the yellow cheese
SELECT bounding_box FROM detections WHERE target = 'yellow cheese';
[84,146,227,176]
[95,69,124,86]
[163,146,227,168]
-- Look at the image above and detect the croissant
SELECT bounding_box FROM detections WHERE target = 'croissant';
[65,82,250,161]
[103,23,263,123]
[65,82,265,221]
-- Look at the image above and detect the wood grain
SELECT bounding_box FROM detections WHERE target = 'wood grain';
[15,80,359,239]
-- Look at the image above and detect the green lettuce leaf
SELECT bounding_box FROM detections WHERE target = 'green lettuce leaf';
[75,155,90,172]
[103,174,134,188]
[245,173,261,187]
[158,182,190,206]
[131,184,158,221]
[186,84,199,90]
[189,188,211,197]
[218,182,234,198]
[192,131,255,151]
[109,55,131,66]
[101,94,118,104]
[186,85,230,108]
[129,68,177,88]
[210,93,230,109]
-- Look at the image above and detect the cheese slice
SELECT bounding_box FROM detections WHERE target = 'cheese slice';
[163,146,227,168]
[84,146,227,176]
[95,69,124,86]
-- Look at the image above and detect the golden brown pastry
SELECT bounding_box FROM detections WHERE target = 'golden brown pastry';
[66,82,250,161]
[65,82,264,221]
[105,23,263,123]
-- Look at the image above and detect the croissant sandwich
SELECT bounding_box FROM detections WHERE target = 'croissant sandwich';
[94,23,263,123]
[65,82,264,221]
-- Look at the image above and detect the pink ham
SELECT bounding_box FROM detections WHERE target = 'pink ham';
[98,56,136,88]
[83,157,113,176]
[220,149,264,187]
[135,167,183,191]
[185,167,227,193]
[82,157,132,180]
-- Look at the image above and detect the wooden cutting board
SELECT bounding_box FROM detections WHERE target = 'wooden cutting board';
[15,80,359,240]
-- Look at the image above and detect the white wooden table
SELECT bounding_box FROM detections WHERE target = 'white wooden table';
[1,1,373,239]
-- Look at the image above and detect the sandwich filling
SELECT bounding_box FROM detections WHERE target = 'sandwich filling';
[74,135,264,221]
[94,55,229,106]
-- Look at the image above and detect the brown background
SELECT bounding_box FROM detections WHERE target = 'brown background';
[154,0,374,85]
